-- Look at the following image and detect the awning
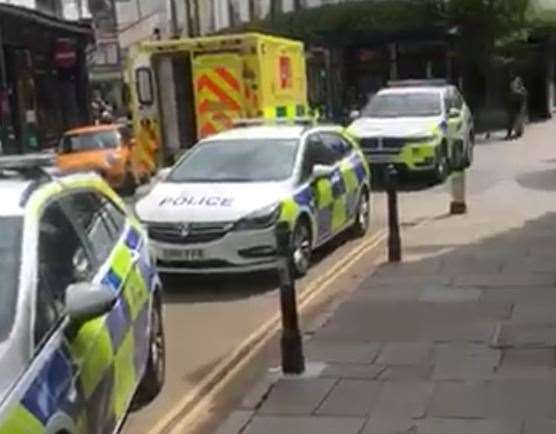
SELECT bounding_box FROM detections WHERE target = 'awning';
[0,3,92,37]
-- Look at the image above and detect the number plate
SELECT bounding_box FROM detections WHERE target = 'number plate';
[160,248,205,260]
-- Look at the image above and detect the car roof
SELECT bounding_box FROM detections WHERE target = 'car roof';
[378,86,448,96]
[65,124,120,135]
[200,125,307,142]
[0,171,102,217]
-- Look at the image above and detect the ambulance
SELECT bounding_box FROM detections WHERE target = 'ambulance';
[126,33,310,171]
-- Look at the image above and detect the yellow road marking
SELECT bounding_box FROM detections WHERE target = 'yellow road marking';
[148,230,387,434]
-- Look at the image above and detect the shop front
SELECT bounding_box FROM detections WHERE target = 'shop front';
[0,3,92,154]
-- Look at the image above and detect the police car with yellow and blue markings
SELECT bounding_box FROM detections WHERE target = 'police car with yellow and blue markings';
[136,124,371,276]
[0,155,164,434]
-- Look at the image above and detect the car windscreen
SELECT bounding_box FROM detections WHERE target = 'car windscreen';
[362,92,442,118]
[0,217,22,342]
[167,139,299,183]
[59,130,119,153]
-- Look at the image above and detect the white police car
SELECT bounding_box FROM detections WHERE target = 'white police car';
[349,80,474,181]
[0,155,164,434]
[136,124,371,275]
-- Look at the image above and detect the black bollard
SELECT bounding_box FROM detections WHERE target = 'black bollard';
[275,221,305,375]
[385,164,401,262]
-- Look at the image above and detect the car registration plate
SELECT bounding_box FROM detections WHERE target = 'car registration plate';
[160,248,205,260]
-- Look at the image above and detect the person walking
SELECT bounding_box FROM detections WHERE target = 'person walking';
[505,71,527,140]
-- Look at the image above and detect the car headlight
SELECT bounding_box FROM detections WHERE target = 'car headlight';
[234,203,282,231]
[407,135,437,144]
[105,152,122,167]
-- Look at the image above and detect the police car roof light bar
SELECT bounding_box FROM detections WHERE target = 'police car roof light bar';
[0,154,55,180]
[232,117,316,128]
[387,79,448,88]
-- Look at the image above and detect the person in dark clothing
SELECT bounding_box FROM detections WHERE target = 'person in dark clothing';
[505,72,527,140]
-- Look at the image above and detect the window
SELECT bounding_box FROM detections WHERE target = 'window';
[136,67,154,106]
[60,193,119,271]
[0,217,22,343]
[363,92,442,117]
[320,132,353,159]
[300,134,338,181]
[101,197,127,242]
[168,139,299,183]
[36,202,91,347]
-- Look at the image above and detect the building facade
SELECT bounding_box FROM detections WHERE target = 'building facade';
[0,1,92,154]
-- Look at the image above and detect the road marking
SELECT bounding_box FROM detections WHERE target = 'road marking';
[148,229,387,434]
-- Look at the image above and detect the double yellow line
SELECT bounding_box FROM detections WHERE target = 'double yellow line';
[148,229,387,434]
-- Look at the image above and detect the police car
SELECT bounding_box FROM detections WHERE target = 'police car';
[0,155,164,434]
[136,124,371,276]
[348,80,474,181]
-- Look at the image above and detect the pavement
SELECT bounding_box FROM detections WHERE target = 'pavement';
[208,119,556,434]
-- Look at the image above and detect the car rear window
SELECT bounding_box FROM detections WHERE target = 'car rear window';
[0,217,22,341]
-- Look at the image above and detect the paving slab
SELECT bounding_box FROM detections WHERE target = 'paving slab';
[243,416,365,434]
[428,381,487,419]
[416,418,522,434]
[523,418,556,434]
[418,286,482,303]
[257,378,336,415]
[453,273,555,288]
[320,363,386,380]
[214,411,254,434]
[305,339,382,364]
[495,348,556,379]
[370,381,434,419]
[361,417,418,434]
[316,379,381,416]
[432,343,501,380]
[492,321,556,348]
[485,380,556,418]
[375,343,432,366]
[378,364,434,381]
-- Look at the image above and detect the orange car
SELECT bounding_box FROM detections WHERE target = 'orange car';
[57,124,150,195]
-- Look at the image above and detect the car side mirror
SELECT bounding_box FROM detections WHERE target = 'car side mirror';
[66,282,117,323]
[449,107,461,119]
[312,164,335,180]
[349,110,361,121]
[157,167,172,181]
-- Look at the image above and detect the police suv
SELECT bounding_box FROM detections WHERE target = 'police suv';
[136,124,371,276]
[348,80,474,181]
[0,155,164,434]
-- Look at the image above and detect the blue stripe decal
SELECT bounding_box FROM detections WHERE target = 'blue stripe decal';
[125,228,141,251]
[317,206,333,242]
[350,155,367,183]
[22,349,73,425]
[102,269,122,292]
[106,297,131,350]
[331,171,347,198]
[133,304,151,375]
[294,187,313,208]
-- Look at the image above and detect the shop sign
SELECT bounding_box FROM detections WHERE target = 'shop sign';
[54,39,77,69]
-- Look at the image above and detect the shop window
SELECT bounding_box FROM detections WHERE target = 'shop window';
[136,67,154,106]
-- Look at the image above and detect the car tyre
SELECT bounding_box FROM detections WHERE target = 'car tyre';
[291,218,312,277]
[434,145,449,183]
[464,132,474,168]
[135,294,165,406]
[351,189,370,238]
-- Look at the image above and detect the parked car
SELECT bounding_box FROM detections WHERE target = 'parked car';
[0,155,165,434]
[348,79,475,182]
[56,124,150,195]
[136,123,371,276]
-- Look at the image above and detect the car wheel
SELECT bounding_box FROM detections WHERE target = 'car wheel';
[291,219,312,277]
[434,145,449,183]
[134,295,165,406]
[351,189,370,238]
[464,132,474,168]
